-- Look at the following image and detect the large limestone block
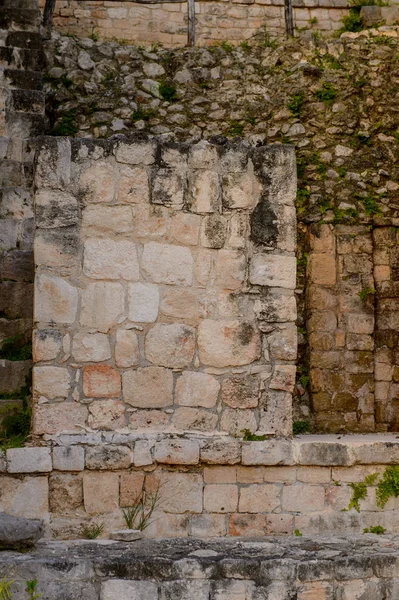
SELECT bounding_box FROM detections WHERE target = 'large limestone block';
[152,168,186,209]
[198,320,261,367]
[0,512,44,549]
[72,333,111,362]
[101,580,158,600]
[83,239,140,281]
[175,371,220,408]
[7,447,52,473]
[146,471,203,513]
[115,141,156,165]
[83,471,119,514]
[172,407,219,432]
[88,400,126,430]
[35,274,78,324]
[119,165,149,204]
[33,402,88,435]
[79,160,116,203]
[86,445,131,470]
[34,366,70,399]
[35,189,79,229]
[83,365,121,398]
[52,446,85,471]
[190,170,220,213]
[82,205,133,235]
[115,329,139,367]
[145,323,196,368]
[33,329,63,362]
[0,476,49,520]
[222,170,260,210]
[128,282,159,323]
[49,473,83,513]
[213,250,246,290]
[141,242,193,286]
[160,287,199,321]
[249,254,296,289]
[80,282,125,333]
[154,439,199,464]
[123,367,173,408]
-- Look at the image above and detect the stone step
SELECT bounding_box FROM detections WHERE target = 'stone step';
[0,8,41,31]
[6,31,42,50]
[4,69,42,91]
[0,47,46,71]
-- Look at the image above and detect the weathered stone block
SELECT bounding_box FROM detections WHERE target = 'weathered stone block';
[154,439,199,464]
[200,214,227,249]
[53,446,85,471]
[152,168,186,209]
[134,440,153,467]
[72,333,111,362]
[175,371,220,408]
[115,141,156,165]
[249,254,296,289]
[141,242,193,286]
[83,471,119,514]
[213,249,246,291]
[34,366,70,399]
[160,287,199,321]
[49,473,83,513]
[0,476,49,520]
[269,365,296,392]
[198,320,261,367]
[82,205,133,235]
[33,329,62,362]
[123,367,173,408]
[35,189,78,229]
[220,408,257,437]
[83,239,140,281]
[86,445,131,470]
[172,407,219,432]
[221,376,259,409]
[79,160,116,203]
[190,169,220,213]
[229,513,267,537]
[282,485,325,512]
[115,329,139,368]
[7,447,52,473]
[80,282,125,333]
[190,514,227,537]
[147,471,203,513]
[170,212,201,247]
[119,165,149,204]
[128,282,159,323]
[35,274,78,324]
[242,440,294,466]
[200,439,241,465]
[83,365,121,398]
[88,399,126,431]
[120,472,145,507]
[308,254,336,286]
[222,170,258,210]
[145,323,196,368]
[239,484,280,513]
[33,403,88,435]
[101,580,158,600]
[254,293,297,323]
[204,484,238,513]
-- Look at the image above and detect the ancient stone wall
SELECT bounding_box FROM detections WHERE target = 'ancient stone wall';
[38,0,348,47]
[32,135,297,438]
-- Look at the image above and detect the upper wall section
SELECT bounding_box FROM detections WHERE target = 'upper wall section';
[32,136,297,439]
[38,0,348,46]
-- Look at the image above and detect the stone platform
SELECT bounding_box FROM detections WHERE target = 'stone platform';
[1,536,399,599]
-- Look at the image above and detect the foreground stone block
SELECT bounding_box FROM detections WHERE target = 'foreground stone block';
[83,472,119,514]
[35,274,78,324]
[72,333,111,362]
[83,239,140,281]
[0,476,49,520]
[86,445,131,470]
[154,439,200,465]
[249,254,296,289]
[198,320,261,367]
[0,512,44,549]
[52,446,85,471]
[80,281,125,333]
[7,447,52,474]
[145,323,196,368]
[34,366,70,399]
[175,371,220,408]
[123,367,173,408]
[141,242,193,286]
[83,365,121,398]
[33,403,88,435]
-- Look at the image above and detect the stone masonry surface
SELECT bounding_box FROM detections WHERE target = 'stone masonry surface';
[3,536,399,599]
[32,135,297,439]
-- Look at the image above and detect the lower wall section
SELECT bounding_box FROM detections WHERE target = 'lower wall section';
[2,435,399,539]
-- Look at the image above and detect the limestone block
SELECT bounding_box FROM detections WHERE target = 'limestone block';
[229,513,267,537]
[101,580,158,600]
[212,580,254,600]
[53,446,85,471]
[194,248,213,287]
[220,408,257,436]
[145,323,196,368]
[347,313,374,334]
[83,365,121,398]
[35,138,70,191]
[172,407,219,432]
[34,366,70,399]
[146,471,203,513]
[88,400,126,430]
[241,440,294,466]
[118,165,149,204]
[79,160,116,203]
[7,447,52,473]
[309,224,335,254]
[120,472,145,507]
[282,485,325,512]
[134,205,167,241]
[189,141,219,170]
[128,282,159,323]
[83,239,140,281]
[267,325,297,361]
[160,287,199,321]
[204,466,237,484]
[0,476,49,520]
[35,229,79,269]
[35,190,79,229]
[200,214,227,249]
[221,375,259,409]
[190,514,227,537]
[154,439,200,464]
[259,390,292,437]
[86,445,131,470]
[308,254,336,286]
[35,274,78,324]
[129,410,170,430]
[254,293,297,322]
[49,473,83,513]
[141,242,193,286]
[170,213,201,247]
[239,484,280,513]
[115,329,139,368]
[80,282,125,333]
[222,170,259,209]
[115,141,156,165]
[33,402,88,435]
[152,168,186,209]
[249,254,296,289]
[213,250,246,290]
[133,440,153,467]
[72,333,111,362]
[198,320,261,367]
[204,484,238,513]
[200,439,241,464]
[228,213,249,249]
[190,169,220,214]
[82,205,133,235]
[83,471,119,514]
[175,371,220,408]
[33,329,62,362]
[123,367,173,408]
[269,365,296,392]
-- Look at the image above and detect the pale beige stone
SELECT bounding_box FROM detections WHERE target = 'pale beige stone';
[222,170,259,209]
[115,141,156,165]
[49,473,83,513]
[239,484,280,513]
[154,439,199,464]
[83,365,121,398]
[35,274,78,324]
[35,189,78,228]
[221,376,260,409]
[269,365,296,392]
[123,367,173,408]
[86,445,131,470]
[129,410,170,430]
[145,323,196,368]
[134,205,167,241]
[34,233,77,269]
[118,165,149,204]
[241,439,293,466]
[259,390,292,436]
[7,447,52,473]
[34,366,70,399]
[347,313,374,334]
[204,484,238,513]
[0,476,49,520]
[33,402,88,435]
[72,333,111,362]
[160,287,199,321]
[249,254,296,289]
[144,513,189,538]
[82,205,133,235]
[220,408,257,436]
[190,514,227,537]
[189,141,219,170]
[128,282,159,323]
[88,399,126,430]
[79,160,116,203]
[204,466,237,484]
[141,242,193,286]
[152,169,185,209]
[133,440,153,467]
[115,329,139,368]
[146,471,203,513]
[190,170,220,213]
[213,250,246,290]
[120,472,145,507]
[228,213,248,249]
[198,320,261,367]
[172,407,219,432]
[282,485,325,512]
[83,471,119,514]
[53,446,85,471]
[175,371,220,408]
[254,293,297,322]
[170,212,201,246]
[194,249,213,287]
[200,439,241,464]
[83,239,140,281]
[308,254,336,286]
[80,282,125,333]
[33,329,62,362]
[267,325,297,361]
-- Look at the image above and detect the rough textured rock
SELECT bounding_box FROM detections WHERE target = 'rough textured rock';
[0,512,44,549]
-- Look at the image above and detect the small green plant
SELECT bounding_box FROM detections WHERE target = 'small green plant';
[239,40,251,52]
[362,194,382,216]
[376,466,399,508]
[227,121,244,137]
[26,580,41,600]
[159,81,177,102]
[315,82,338,105]
[293,420,312,435]
[82,521,105,539]
[294,529,302,536]
[52,109,78,136]
[241,429,267,441]
[358,287,375,302]
[363,525,386,534]
[308,16,318,25]
[219,41,235,52]
[348,473,379,512]
[340,9,363,33]
[0,578,13,600]
[131,106,155,123]
[123,485,162,531]
[89,28,99,42]
[338,167,347,178]
[288,91,305,117]
[0,335,32,361]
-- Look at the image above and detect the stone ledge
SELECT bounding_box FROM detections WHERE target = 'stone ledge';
[4,434,399,473]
